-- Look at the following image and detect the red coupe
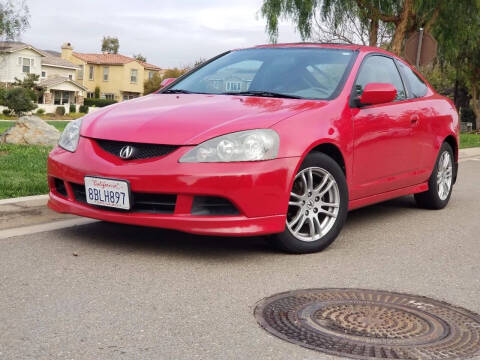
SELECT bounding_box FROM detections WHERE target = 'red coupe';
[48,43,459,253]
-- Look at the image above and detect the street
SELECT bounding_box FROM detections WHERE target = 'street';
[1,158,479,360]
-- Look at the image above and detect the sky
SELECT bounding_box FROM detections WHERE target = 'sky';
[20,0,302,68]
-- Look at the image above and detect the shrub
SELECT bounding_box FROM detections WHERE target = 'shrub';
[4,87,37,115]
[35,108,45,115]
[55,106,66,116]
[69,104,76,113]
[94,87,100,99]
[83,98,117,107]
[3,109,11,116]
[79,105,89,113]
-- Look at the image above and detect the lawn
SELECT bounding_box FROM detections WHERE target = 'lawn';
[0,120,69,134]
[0,143,52,199]
[460,133,480,149]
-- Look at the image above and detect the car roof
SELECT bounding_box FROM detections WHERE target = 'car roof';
[246,42,394,56]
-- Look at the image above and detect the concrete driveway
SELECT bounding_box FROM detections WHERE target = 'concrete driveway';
[0,158,479,360]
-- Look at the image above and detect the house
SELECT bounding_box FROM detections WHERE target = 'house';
[60,43,163,101]
[0,41,87,111]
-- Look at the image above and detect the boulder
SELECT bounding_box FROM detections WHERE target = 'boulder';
[0,116,61,146]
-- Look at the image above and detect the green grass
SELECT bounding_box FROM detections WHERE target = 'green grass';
[0,120,69,134]
[0,143,52,199]
[460,133,480,149]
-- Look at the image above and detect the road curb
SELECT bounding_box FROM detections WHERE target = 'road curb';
[459,147,480,160]
[0,194,49,205]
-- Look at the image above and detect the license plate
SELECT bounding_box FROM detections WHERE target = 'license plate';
[84,176,131,210]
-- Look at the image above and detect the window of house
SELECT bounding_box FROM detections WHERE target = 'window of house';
[78,64,84,80]
[89,65,94,80]
[19,57,31,73]
[225,81,242,92]
[54,91,70,105]
[103,67,109,81]
[68,74,73,80]
[104,93,115,100]
[87,92,95,98]
[41,71,46,78]
[130,69,138,83]
[148,71,154,80]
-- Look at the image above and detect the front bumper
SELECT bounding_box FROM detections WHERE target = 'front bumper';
[48,137,300,236]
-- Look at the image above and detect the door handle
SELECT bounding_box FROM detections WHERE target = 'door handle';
[410,115,420,125]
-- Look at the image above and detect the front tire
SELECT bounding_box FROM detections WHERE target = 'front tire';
[270,153,348,254]
[414,142,454,210]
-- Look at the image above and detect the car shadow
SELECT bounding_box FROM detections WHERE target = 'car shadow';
[59,195,420,258]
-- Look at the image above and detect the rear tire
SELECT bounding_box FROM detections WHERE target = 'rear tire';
[414,142,454,210]
[270,152,348,254]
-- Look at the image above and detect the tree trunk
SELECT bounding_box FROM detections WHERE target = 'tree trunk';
[391,0,413,56]
[369,18,379,46]
[471,84,480,131]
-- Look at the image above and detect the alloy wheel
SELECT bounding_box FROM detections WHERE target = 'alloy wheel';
[437,151,453,201]
[287,167,340,242]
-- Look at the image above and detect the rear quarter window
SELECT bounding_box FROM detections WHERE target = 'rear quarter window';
[397,61,428,98]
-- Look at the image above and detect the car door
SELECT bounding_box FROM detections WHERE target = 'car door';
[350,54,423,200]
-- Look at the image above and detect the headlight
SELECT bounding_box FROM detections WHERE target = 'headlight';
[58,118,82,152]
[179,129,279,163]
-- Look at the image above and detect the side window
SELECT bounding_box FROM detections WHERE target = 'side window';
[396,61,428,98]
[355,55,406,101]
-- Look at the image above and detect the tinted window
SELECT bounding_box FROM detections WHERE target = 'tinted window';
[396,61,428,98]
[169,48,355,100]
[355,55,406,101]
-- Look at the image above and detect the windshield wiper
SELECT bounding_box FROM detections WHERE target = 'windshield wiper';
[222,91,304,99]
[163,89,194,94]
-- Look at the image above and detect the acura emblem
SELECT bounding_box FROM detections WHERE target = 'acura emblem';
[119,145,135,160]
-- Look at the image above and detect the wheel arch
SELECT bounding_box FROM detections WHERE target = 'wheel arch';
[308,142,347,176]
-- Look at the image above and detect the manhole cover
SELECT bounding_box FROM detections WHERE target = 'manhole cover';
[254,289,480,360]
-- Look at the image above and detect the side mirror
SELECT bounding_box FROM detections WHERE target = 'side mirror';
[160,78,177,88]
[358,83,397,106]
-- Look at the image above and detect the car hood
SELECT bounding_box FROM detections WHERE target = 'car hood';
[81,94,327,145]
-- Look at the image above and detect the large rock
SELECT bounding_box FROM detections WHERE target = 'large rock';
[0,116,61,146]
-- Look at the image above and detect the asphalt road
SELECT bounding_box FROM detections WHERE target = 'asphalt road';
[1,159,479,360]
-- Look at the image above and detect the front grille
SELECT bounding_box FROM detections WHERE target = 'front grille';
[70,183,176,214]
[96,139,179,160]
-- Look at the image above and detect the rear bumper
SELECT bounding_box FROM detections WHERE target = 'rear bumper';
[47,137,299,236]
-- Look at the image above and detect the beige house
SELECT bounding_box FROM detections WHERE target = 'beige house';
[0,42,86,110]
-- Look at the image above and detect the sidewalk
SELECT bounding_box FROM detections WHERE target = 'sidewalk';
[1,147,479,233]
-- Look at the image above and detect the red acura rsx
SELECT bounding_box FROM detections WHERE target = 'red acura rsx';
[48,43,459,253]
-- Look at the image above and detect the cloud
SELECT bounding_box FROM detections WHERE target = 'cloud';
[21,0,301,68]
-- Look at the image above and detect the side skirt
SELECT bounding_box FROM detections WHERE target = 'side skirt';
[348,182,429,211]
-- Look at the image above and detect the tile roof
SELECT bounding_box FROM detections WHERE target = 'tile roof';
[73,52,162,70]
[38,75,87,91]
[138,61,163,71]
[73,52,135,65]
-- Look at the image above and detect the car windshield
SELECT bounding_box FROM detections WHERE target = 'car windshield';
[166,47,355,100]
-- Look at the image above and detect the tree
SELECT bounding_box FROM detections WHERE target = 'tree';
[163,68,188,79]
[133,54,147,62]
[144,73,162,95]
[13,73,43,102]
[0,0,29,40]
[4,87,37,115]
[260,0,476,55]
[101,36,119,54]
